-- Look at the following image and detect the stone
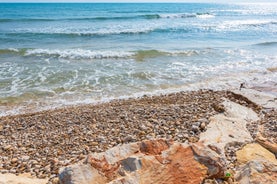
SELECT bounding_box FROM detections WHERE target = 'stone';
[191,143,227,179]
[235,143,277,184]
[9,169,16,174]
[121,157,142,172]
[200,99,258,151]
[59,139,231,184]
[192,125,199,133]
[20,156,30,162]
[200,122,206,130]
[1,170,8,174]
[235,160,277,184]
[11,158,18,163]
[236,143,277,165]
[232,88,277,109]
[59,164,106,184]
[51,177,60,184]
[211,104,225,113]
[256,134,277,155]
[3,145,12,151]
[123,135,134,143]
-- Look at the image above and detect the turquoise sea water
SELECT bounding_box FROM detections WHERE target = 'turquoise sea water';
[0,3,277,115]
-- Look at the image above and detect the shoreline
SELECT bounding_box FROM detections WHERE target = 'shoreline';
[1,67,276,118]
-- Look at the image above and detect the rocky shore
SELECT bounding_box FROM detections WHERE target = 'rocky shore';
[0,88,276,184]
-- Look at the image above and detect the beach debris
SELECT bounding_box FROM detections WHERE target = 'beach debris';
[239,82,245,90]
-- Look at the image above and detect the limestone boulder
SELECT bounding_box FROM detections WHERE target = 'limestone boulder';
[199,99,258,154]
[59,164,107,184]
[235,143,277,184]
[256,132,277,155]
[236,143,277,165]
[59,139,228,184]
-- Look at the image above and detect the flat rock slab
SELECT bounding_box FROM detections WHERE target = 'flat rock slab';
[200,99,259,151]
[0,173,48,184]
[233,88,277,109]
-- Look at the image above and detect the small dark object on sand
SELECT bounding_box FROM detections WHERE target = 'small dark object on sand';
[239,83,245,90]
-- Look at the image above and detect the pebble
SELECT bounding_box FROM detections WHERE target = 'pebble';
[182,133,189,139]
[1,170,8,174]
[11,158,18,163]
[21,156,30,161]
[3,145,12,151]
[192,125,199,133]
[51,177,60,184]
[200,122,206,130]
[188,137,199,143]
[10,169,16,174]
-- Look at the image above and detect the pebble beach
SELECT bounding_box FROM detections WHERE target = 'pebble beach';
[0,89,276,183]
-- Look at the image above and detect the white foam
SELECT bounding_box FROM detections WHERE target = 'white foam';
[8,48,19,52]
[25,49,135,59]
[1,69,276,118]
[170,50,200,56]
[14,26,157,36]
[217,19,276,30]
[196,14,215,19]
[159,13,193,19]
[158,13,214,19]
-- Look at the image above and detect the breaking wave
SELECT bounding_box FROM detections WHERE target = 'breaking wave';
[0,12,214,23]
[254,41,277,46]
[0,48,201,60]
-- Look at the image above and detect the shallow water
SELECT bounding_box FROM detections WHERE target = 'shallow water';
[0,3,277,116]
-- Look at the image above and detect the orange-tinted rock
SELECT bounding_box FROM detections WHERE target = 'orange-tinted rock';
[191,142,226,179]
[139,139,172,155]
[236,143,277,165]
[235,143,277,184]
[87,156,120,180]
[256,134,277,155]
[59,140,228,184]
[136,143,207,184]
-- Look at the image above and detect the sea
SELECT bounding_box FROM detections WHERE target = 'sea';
[0,3,277,116]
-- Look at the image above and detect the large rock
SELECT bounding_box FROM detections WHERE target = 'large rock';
[59,164,107,184]
[235,143,277,184]
[59,139,227,184]
[256,133,277,155]
[236,143,277,165]
[233,88,277,109]
[200,99,258,151]
[235,160,277,184]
